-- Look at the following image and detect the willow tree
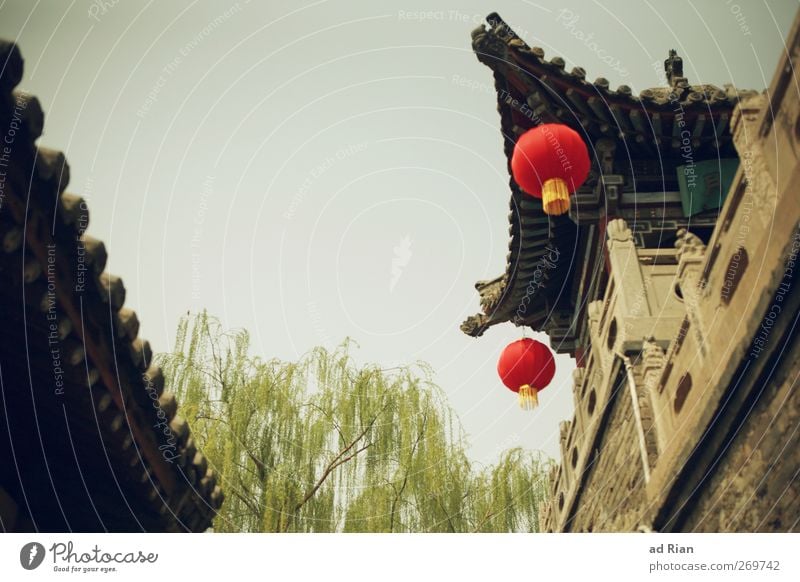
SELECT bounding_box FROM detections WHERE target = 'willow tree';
[159,311,551,532]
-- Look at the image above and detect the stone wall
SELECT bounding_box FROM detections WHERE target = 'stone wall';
[541,13,800,532]
[568,373,648,532]
[680,337,799,532]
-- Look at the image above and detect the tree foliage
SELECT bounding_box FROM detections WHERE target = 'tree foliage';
[159,311,551,532]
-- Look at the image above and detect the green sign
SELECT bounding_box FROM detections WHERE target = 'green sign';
[677,158,739,217]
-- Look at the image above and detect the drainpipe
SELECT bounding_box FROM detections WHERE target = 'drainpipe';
[618,353,652,484]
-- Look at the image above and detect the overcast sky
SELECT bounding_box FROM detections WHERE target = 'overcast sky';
[1,0,794,465]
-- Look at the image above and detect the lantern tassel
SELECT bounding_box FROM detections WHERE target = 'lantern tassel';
[518,384,539,410]
[541,177,570,216]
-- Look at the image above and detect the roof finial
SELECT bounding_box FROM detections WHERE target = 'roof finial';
[664,49,685,87]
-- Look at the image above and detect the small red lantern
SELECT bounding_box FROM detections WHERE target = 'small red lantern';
[511,123,590,216]
[497,338,556,410]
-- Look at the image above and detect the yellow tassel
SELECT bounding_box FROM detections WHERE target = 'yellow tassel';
[541,177,570,216]
[518,384,539,410]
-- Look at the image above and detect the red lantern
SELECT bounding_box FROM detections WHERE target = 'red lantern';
[497,338,556,410]
[511,123,590,216]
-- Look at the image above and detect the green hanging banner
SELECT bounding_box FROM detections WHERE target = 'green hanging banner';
[677,158,739,217]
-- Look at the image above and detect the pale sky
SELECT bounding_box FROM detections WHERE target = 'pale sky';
[1,0,793,464]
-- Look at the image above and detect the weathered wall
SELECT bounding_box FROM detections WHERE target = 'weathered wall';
[679,326,799,532]
[567,378,648,532]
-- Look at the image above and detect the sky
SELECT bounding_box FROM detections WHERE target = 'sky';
[0,0,794,465]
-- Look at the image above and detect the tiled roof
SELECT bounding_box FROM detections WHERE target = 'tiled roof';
[472,13,754,158]
[0,40,221,531]
[461,13,755,339]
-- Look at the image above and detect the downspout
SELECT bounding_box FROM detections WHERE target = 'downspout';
[618,353,651,484]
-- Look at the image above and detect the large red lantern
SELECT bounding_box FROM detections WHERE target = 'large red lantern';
[497,338,556,410]
[511,123,590,216]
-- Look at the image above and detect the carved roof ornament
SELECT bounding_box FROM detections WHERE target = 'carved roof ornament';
[595,138,617,174]
[642,338,667,391]
[664,49,686,87]
[460,313,490,336]
[607,218,632,242]
[471,19,509,60]
[643,337,666,364]
[675,228,707,260]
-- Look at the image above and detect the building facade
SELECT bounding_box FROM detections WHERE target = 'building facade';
[465,13,799,532]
